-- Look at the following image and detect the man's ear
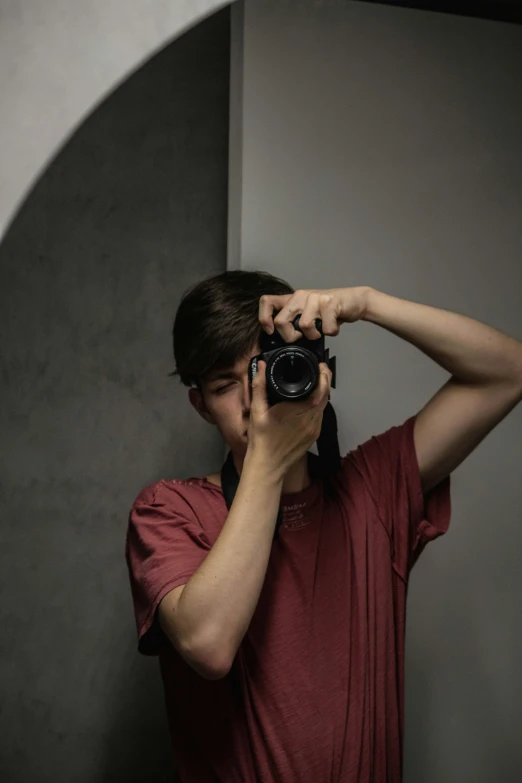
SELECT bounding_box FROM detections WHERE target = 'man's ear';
[188,386,215,426]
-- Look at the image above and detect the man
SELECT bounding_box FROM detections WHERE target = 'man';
[126,270,522,782]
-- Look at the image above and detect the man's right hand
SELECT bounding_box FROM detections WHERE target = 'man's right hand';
[246,360,332,480]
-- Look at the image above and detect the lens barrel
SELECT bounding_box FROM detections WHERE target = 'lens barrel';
[268,347,318,400]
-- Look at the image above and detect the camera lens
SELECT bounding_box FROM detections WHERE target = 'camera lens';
[280,355,306,385]
[271,349,317,398]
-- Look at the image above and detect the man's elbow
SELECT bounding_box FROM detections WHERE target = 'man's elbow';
[177,631,234,681]
[158,591,234,680]
[192,658,232,681]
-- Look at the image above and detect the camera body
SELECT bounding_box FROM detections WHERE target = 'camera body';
[248,314,337,406]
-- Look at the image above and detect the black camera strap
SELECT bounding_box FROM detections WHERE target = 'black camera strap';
[219,400,341,541]
[316,399,342,480]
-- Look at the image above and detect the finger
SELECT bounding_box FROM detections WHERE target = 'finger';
[251,360,268,412]
[310,369,330,406]
[273,306,303,343]
[298,293,322,340]
[319,367,332,406]
[319,362,333,385]
[318,294,341,337]
[258,294,292,335]
[251,359,266,389]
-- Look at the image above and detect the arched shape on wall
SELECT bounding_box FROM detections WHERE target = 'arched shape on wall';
[0,0,232,241]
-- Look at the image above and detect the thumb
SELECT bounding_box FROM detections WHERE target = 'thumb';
[251,359,267,409]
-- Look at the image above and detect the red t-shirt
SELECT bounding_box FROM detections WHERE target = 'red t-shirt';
[125,415,451,782]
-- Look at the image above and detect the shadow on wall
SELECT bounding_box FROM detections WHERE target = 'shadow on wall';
[0,7,229,782]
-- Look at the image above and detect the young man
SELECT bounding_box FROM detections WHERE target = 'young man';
[125,270,522,783]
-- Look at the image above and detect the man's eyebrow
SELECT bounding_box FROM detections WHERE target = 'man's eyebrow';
[207,369,237,383]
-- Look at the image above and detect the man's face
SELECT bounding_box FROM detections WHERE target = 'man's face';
[189,341,262,452]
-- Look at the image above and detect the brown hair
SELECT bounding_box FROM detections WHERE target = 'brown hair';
[169,269,294,389]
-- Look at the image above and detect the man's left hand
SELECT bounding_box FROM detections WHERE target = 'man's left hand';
[258,286,372,343]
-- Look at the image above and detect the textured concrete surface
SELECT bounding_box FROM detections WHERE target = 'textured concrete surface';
[0,8,229,780]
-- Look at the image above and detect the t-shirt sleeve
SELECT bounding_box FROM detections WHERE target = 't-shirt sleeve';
[350,414,451,579]
[125,481,211,656]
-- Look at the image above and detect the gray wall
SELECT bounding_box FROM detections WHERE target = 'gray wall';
[0,0,229,241]
[235,1,522,780]
[0,8,229,781]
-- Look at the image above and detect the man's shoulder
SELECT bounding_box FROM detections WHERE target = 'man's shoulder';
[340,417,415,465]
[131,479,165,508]
[130,475,217,512]
[131,477,187,507]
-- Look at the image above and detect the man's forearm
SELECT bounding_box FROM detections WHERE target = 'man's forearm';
[356,287,522,386]
[172,450,283,679]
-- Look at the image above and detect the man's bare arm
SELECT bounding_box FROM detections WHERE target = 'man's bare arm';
[158,451,284,680]
[362,288,522,493]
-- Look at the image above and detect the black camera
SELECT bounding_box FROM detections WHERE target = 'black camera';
[248,313,337,406]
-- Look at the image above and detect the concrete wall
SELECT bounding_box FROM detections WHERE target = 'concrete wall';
[0,8,230,781]
[234,1,522,780]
